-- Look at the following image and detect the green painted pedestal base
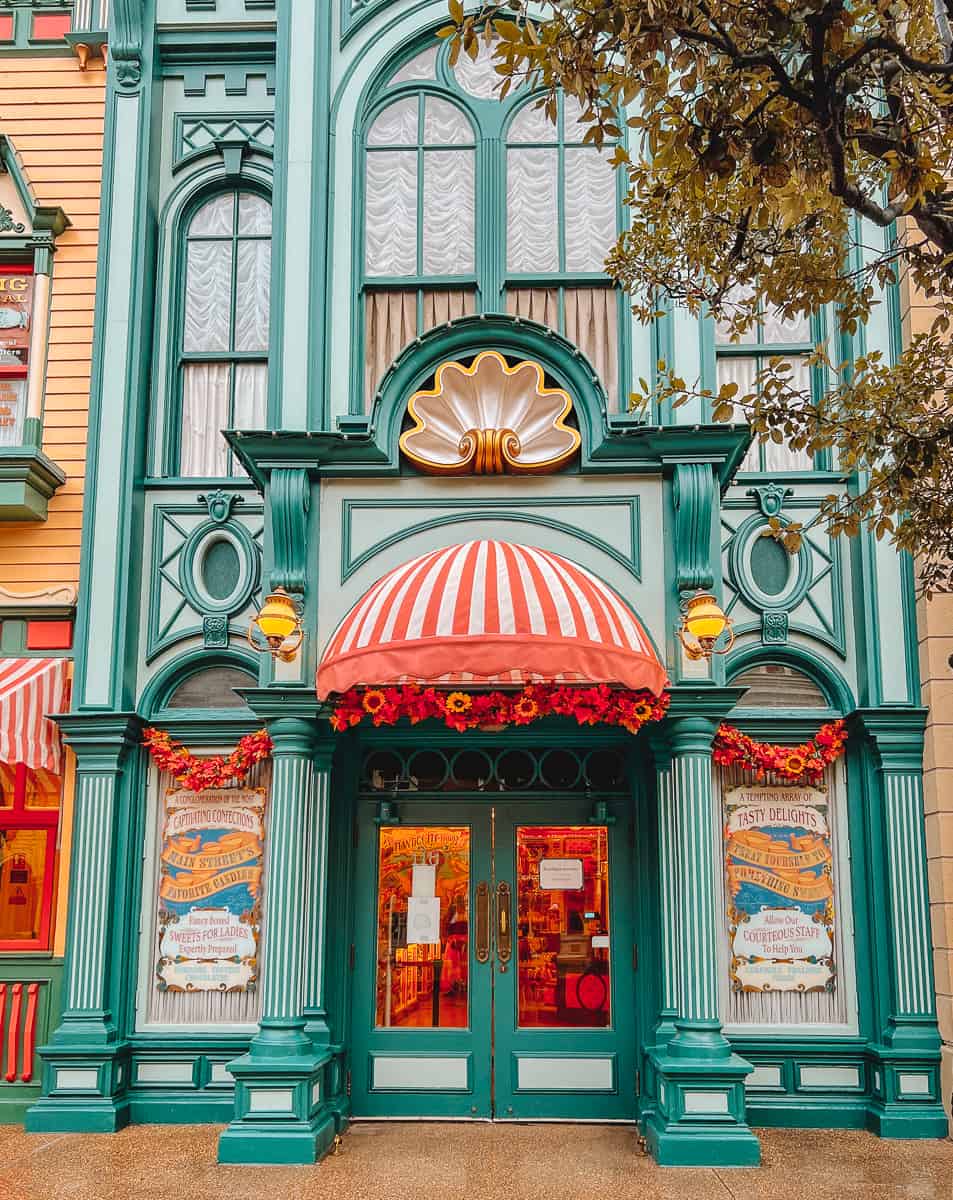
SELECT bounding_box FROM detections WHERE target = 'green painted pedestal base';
[25,1043,131,1133]
[865,1045,949,1139]
[643,1046,761,1167]
[218,1049,339,1166]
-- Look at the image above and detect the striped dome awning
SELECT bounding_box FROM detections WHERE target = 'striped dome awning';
[317,540,667,698]
[0,657,68,774]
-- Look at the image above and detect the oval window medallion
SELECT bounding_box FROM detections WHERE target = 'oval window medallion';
[201,537,242,601]
[749,534,790,598]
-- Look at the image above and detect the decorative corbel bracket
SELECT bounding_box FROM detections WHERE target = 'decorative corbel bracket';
[215,135,251,181]
[110,0,143,93]
[672,462,716,601]
[268,468,310,595]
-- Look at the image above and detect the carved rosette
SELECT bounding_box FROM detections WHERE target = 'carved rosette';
[399,350,580,475]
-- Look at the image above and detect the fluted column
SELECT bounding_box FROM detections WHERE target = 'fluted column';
[302,744,333,1043]
[27,714,142,1133]
[643,688,759,1168]
[253,718,317,1054]
[851,709,947,1137]
[219,702,340,1165]
[668,716,729,1057]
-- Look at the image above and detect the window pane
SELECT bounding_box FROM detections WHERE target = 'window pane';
[181,362,230,476]
[190,194,234,237]
[507,147,558,272]
[715,284,758,345]
[235,239,271,352]
[24,767,61,810]
[365,150,418,276]
[184,240,232,352]
[0,763,14,807]
[237,193,272,236]
[508,102,556,144]
[0,827,50,942]
[762,305,811,344]
[375,827,470,1029]
[565,149,616,272]
[367,97,418,146]
[424,97,473,146]
[389,46,438,84]
[452,34,504,100]
[516,826,611,1028]
[0,377,26,447]
[761,357,813,472]
[233,361,268,430]
[165,666,255,709]
[717,355,760,471]
[563,95,592,142]
[732,664,829,708]
[422,150,475,275]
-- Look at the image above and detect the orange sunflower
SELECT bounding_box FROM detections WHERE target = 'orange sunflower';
[514,695,539,721]
[362,689,387,714]
[632,699,654,721]
[445,691,473,714]
[783,752,806,776]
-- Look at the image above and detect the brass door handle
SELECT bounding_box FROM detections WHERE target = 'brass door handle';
[475,881,490,964]
[496,880,512,971]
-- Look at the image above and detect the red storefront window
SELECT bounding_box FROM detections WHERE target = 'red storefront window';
[0,763,60,951]
[0,265,33,448]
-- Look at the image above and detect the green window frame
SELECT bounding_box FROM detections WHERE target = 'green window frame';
[172,187,272,479]
[355,37,630,415]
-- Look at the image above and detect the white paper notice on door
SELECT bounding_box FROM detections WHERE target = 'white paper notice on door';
[411,863,436,897]
[407,895,441,944]
[538,858,584,890]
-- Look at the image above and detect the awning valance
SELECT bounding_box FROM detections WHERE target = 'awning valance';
[317,540,668,699]
[0,657,68,774]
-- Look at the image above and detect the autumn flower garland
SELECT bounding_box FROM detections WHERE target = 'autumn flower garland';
[713,719,847,784]
[329,683,670,735]
[142,726,273,791]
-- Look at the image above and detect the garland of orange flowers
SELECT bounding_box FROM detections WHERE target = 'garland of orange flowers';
[713,719,847,784]
[142,727,273,792]
[330,683,670,735]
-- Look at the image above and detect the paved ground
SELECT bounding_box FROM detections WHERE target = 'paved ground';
[0,1121,950,1200]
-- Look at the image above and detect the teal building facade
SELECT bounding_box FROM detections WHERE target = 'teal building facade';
[22,0,950,1169]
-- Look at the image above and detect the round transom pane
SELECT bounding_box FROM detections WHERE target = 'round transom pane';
[731,664,829,708]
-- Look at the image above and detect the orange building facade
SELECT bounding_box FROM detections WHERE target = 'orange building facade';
[0,4,106,1122]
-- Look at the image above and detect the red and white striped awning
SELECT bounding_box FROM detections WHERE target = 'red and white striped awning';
[317,540,667,698]
[0,658,68,774]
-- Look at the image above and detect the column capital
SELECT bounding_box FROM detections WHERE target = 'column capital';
[847,706,927,771]
[236,687,335,759]
[663,686,746,754]
[55,712,143,771]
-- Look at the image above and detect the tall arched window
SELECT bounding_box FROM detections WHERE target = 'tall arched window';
[179,190,271,476]
[359,38,621,410]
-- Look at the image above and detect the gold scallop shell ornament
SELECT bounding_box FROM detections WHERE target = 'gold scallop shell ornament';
[399,350,581,475]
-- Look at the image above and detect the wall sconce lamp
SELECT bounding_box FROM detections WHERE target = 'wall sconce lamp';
[248,587,303,662]
[677,591,735,660]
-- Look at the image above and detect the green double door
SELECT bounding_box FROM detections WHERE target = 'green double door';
[350,796,638,1121]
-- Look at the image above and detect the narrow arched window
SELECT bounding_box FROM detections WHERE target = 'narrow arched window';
[358,39,622,410]
[179,191,271,476]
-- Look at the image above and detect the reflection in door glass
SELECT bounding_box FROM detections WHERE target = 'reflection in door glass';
[516,826,610,1028]
[375,827,469,1029]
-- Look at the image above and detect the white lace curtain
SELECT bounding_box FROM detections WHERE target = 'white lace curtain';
[180,192,271,477]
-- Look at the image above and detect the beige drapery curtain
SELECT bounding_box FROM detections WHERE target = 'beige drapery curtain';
[363,288,477,409]
[506,286,618,409]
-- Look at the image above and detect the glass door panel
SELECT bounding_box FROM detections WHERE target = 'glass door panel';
[375,826,470,1029]
[516,825,611,1029]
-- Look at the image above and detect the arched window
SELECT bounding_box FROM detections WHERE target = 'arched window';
[360,38,621,410]
[731,663,831,709]
[179,191,271,476]
[163,665,256,710]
